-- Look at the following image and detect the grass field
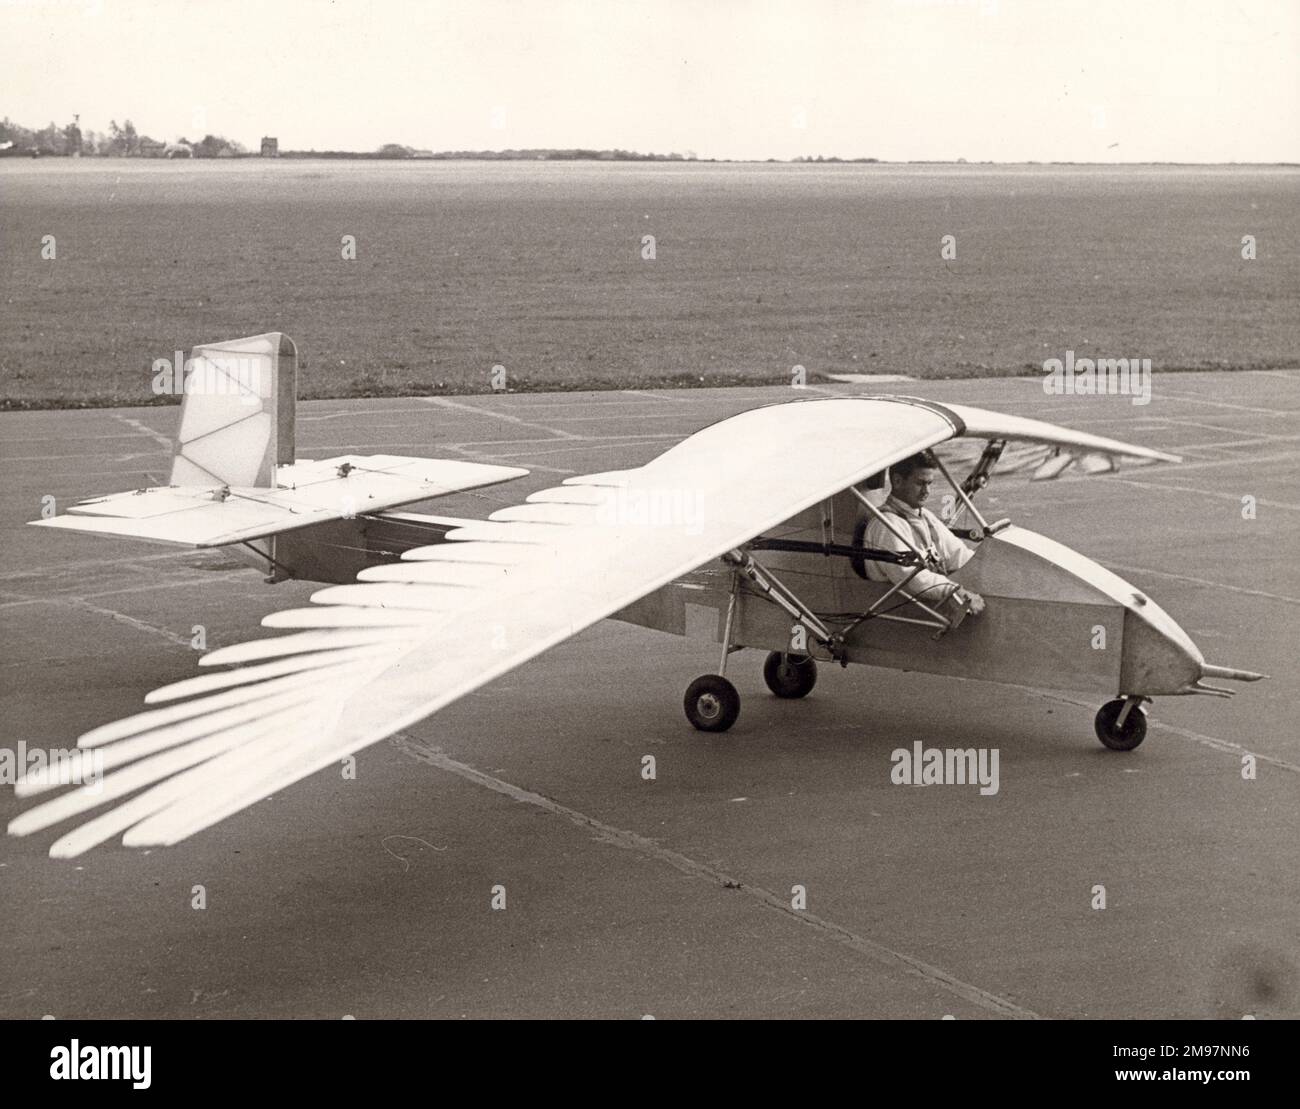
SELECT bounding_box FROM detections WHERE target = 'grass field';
[1,160,1297,407]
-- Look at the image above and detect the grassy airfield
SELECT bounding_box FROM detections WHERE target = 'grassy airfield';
[1,160,1296,407]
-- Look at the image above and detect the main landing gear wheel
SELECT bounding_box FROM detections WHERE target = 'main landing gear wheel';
[1094,698,1148,751]
[763,652,818,699]
[684,675,740,733]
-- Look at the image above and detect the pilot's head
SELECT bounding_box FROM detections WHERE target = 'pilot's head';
[888,451,940,510]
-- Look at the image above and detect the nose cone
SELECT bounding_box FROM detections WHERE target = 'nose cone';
[1119,593,1204,695]
[969,526,1261,698]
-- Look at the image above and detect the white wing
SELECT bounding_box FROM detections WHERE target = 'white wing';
[941,402,1181,479]
[10,397,1177,856]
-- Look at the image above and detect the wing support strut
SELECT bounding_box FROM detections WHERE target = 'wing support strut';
[718,572,740,676]
[722,549,846,662]
[960,438,1006,497]
[238,539,295,584]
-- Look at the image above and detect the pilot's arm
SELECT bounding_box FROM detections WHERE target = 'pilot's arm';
[928,511,974,575]
[923,510,985,615]
[862,514,985,616]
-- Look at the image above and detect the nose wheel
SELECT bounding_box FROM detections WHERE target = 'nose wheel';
[684,675,741,732]
[1095,697,1149,750]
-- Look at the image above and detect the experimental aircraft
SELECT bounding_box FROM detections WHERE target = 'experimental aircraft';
[9,333,1264,857]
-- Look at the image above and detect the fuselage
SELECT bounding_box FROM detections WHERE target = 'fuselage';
[615,488,1209,699]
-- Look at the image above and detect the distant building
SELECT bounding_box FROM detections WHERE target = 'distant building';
[260,137,279,157]
[164,141,193,159]
[65,115,82,157]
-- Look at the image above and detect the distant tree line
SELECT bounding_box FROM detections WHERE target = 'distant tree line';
[0,116,246,157]
[0,118,707,161]
[295,145,707,161]
[790,155,880,163]
[2,115,888,163]
[405,148,701,161]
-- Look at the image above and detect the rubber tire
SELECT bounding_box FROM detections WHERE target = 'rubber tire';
[1094,699,1148,751]
[684,675,741,733]
[763,652,818,699]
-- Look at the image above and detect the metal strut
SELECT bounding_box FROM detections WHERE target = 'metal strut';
[929,452,991,534]
[961,439,1006,497]
[1114,695,1149,727]
[239,539,296,584]
[845,487,958,638]
[722,549,844,661]
[848,486,943,569]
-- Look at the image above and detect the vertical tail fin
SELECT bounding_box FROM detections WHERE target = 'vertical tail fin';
[169,332,297,489]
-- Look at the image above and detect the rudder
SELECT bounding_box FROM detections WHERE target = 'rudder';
[168,332,297,489]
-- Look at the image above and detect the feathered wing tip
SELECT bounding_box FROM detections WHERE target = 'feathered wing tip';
[7,520,552,856]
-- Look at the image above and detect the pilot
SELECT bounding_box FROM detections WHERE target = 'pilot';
[862,451,985,618]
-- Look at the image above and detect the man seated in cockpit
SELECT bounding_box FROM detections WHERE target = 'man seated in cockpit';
[861,451,985,619]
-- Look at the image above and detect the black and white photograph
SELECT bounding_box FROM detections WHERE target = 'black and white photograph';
[1,0,1296,1065]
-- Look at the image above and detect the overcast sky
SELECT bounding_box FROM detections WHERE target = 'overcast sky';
[3,0,1297,161]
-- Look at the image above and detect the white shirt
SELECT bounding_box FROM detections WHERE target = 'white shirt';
[861,495,973,602]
